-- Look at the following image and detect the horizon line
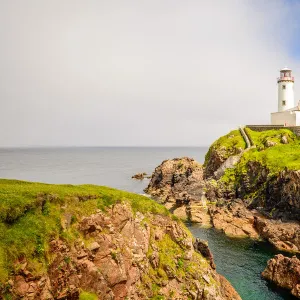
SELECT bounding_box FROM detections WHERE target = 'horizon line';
[0,145,209,149]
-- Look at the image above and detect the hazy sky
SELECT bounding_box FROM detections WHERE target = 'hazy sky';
[1,0,300,147]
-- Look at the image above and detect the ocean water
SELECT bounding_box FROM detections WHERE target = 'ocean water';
[0,147,296,300]
[0,147,206,193]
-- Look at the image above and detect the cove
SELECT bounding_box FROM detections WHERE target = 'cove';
[187,224,298,300]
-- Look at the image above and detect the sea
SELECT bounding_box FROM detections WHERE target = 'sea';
[0,147,296,300]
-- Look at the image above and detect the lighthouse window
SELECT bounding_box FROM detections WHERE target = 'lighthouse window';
[282,85,286,90]
[282,100,286,106]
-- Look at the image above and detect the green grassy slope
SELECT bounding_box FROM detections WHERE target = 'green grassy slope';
[204,130,246,166]
[0,179,170,282]
[244,128,300,172]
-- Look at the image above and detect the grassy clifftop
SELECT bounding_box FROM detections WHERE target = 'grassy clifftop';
[0,179,170,283]
[0,180,238,300]
[209,128,300,219]
[204,130,246,177]
[206,128,300,175]
[243,128,300,172]
[204,130,246,167]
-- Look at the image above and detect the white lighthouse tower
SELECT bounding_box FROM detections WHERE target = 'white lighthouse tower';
[277,67,294,111]
[271,67,300,126]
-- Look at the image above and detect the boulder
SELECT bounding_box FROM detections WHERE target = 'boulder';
[262,254,300,298]
[254,217,300,252]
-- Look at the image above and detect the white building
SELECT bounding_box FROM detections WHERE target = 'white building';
[271,67,300,126]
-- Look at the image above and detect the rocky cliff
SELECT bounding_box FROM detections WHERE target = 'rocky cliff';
[144,128,300,298]
[204,130,245,178]
[145,128,300,247]
[0,179,240,300]
[262,254,300,298]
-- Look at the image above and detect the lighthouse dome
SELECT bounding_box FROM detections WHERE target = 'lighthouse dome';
[280,67,292,71]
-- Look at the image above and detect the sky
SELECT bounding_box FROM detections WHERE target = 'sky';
[1,0,300,147]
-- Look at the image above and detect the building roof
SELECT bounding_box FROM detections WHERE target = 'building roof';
[285,105,300,112]
[280,67,292,71]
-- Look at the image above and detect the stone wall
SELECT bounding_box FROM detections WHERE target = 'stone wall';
[246,125,300,136]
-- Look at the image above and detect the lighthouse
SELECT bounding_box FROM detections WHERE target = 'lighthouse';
[277,67,294,112]
[271,67,300,126]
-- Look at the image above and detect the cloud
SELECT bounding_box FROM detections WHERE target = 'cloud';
[0,0,300,146]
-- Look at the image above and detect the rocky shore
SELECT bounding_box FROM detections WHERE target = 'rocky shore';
[145,157,300,249]
[144,128,300,298]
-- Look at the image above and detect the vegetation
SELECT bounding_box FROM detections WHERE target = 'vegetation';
[79,291,98,300]
[204,130,246,166]
[245,128,298,150]
[143,226,212,299]
[243,128,300,172]
[0,179,170,283]
[216,128,300,194]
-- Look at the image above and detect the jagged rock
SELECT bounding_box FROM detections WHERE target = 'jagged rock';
[194,238,216,269]
[237,162,300,221]
[88,242,100,251]
[281,135,288,144]
[145,157,204,203]
[254,217,300,252]
[262,254,300,298]
[145,157,208,222]
[264,140,277,147]
[5,203,240,300]
[209,200,259,239]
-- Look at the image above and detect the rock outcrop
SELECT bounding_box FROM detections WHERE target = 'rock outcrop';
[4,203,240,300]
[236,161,300,221]
[204,130,245,179]
[209,200,259,239]
[145,157,300,250]
[254,217,300,252]
[194,238,216,269]
[145,157,206,221]
[262,254,300,298]
[132,173,151,180]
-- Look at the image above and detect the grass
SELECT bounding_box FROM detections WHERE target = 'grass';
[79,291,98,300]
[238,144,300,173]
[0,179,170,283]
[245,128,298,150]
[204,130,246,166]
[242,128,300,172]
[216,128,300,199]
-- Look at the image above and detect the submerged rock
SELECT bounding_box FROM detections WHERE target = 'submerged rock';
[262,254,300,298]
[132,172,150,180]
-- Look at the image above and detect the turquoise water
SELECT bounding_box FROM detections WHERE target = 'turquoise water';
[188,224,297,300]
[0,147,297,299]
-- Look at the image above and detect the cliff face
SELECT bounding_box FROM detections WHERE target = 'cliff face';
[262,254,300,298]
[0,180,240,300]
[144,157,205,221]
[204,128,300,221]
[144,158,260,238]
[144,128,300,251]
[144,128,300,299]
[5,203,240,300]
[235,160,300,221]
[204,130,245,178]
